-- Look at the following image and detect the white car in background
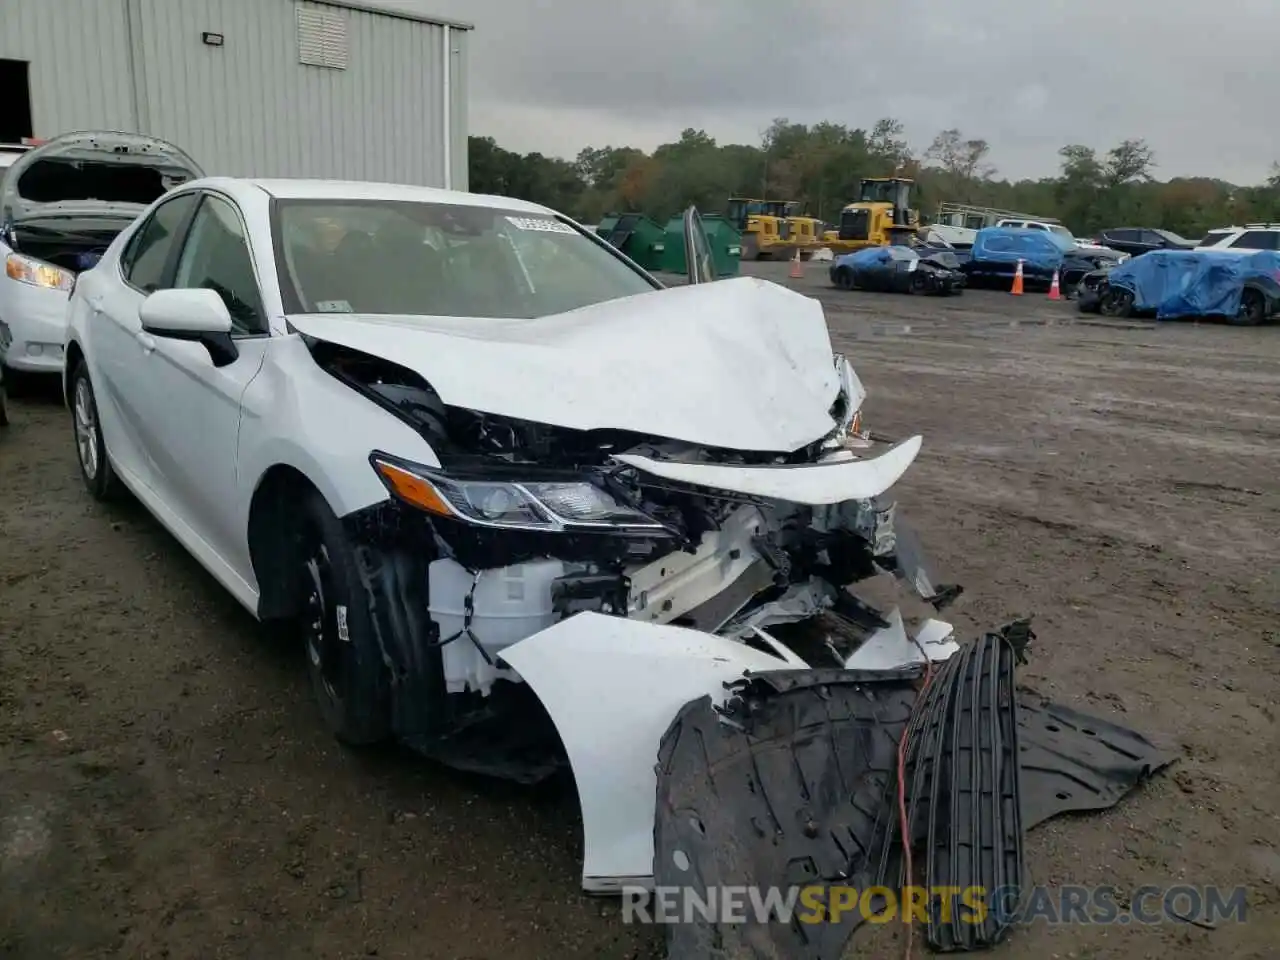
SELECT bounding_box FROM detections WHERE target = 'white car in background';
[0,131,201,379]
[65,177,966,893]
[1194,224,1280,252]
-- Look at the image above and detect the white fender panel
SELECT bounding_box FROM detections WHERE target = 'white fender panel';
[499,612,796,893]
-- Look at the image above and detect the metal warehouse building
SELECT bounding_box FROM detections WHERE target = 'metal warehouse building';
[0,0,470,189]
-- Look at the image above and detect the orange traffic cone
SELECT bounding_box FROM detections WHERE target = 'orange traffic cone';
[1010,259,1024,296]
[1048,268,1062,300]
[789,249,804,279]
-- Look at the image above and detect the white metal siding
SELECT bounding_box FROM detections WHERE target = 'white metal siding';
[449,23,468,191]
[0,0,136,134]
[133,0,454,184]
[1,0,467,188]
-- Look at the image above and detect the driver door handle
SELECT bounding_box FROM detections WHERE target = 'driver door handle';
[88,295,105,311]
[135,330,156,353]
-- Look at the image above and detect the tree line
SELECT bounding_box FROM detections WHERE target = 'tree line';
[468,118,1280,239]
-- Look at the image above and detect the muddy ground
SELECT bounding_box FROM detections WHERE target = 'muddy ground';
[1,263,1278,959]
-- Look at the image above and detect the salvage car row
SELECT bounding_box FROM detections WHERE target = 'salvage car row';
[829,226,1125,298]
[0,131,1178,959]
[828,224,1280,324]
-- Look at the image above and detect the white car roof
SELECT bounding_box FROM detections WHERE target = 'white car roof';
[193,177,559,215]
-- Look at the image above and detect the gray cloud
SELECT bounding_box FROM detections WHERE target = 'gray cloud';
[378,0,1280,184]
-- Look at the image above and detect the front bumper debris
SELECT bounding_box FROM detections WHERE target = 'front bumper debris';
[653,623,1175,960]
[902,629,1024,951]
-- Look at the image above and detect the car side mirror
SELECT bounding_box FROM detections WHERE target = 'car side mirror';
[139,288,239,366]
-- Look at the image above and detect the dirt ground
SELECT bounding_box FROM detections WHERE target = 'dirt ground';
[2,262,1278,960]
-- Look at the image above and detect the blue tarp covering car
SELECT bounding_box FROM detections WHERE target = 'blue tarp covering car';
[1102,248,1280,321]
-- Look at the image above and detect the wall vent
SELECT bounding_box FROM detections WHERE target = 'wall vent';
[297,6,348,69]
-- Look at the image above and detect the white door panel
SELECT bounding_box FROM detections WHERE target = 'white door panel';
[139,336,268,572]
[93,191,203,494]
[89,281,163,488]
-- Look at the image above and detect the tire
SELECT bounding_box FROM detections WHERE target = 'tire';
[298,489,391,746]
[835,267,855,291]
[70,363,121,500]
[2,365,31,399]
[0,379,8,427]
[1231,288,1266,326]
[1099,286,1134,318]
[909,272,929,295]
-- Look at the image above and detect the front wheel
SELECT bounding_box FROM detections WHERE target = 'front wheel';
[70,364,121,500]
[297,490,391,746]
[835,267,856,291]
[0,378,8,427]
[1232,288,1266,326]
[1099,286,1134,318]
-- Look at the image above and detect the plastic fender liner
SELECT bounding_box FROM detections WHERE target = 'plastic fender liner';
[654,669,919,960]
[910,633,1025,951]
[343,503,449,738]
[1015,694,1177,829]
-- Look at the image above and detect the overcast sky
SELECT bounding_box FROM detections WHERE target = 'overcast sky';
[377,0,1278,185]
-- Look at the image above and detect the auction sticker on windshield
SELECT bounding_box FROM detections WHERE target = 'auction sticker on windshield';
[505,216,577,235]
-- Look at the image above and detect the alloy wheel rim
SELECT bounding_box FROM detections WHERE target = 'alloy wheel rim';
[74,378,99,480]
[303,543,344,700]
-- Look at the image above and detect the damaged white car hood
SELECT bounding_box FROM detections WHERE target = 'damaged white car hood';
[289,276,842,453]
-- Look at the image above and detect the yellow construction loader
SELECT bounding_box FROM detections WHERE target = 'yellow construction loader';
[823,177,921,254]
[728,198,825,260]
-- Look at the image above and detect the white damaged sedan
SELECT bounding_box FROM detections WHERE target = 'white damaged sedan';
[65,178,961,894]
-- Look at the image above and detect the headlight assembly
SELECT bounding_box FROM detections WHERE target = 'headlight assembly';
[5,253,74,292]
[371,455,666,532]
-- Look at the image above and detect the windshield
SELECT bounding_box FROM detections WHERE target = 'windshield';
[859,180,896,203]
[1155,229,1190,244]
[273,199,659,318]
[1047,224,1075,242]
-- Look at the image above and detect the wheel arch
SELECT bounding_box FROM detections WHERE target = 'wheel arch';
[64,338,85,408]
[247,463,318,620]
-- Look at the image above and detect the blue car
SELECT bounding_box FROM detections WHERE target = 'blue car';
[962,227,1122,291]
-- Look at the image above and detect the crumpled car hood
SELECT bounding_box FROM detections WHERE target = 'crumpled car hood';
[0,130,203,223]
[290,276,844,453]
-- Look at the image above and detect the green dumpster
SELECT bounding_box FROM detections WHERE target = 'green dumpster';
[699,214,743,278]
[595,213,666,272]
[659,215,742,278]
